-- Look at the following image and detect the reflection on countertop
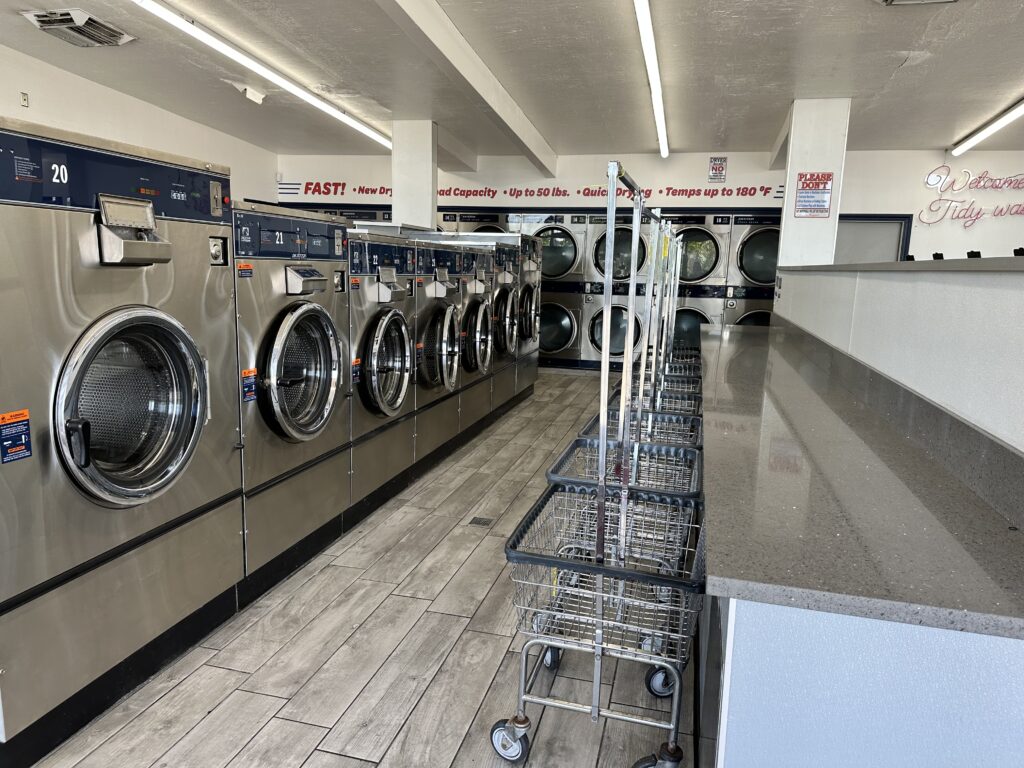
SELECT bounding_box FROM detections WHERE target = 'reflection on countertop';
[700,325,1024,639]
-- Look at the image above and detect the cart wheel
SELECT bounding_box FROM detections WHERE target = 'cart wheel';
[645,666,674,698]
[491,720,530,762]
[630,755,658,768]
[542,646,562,671]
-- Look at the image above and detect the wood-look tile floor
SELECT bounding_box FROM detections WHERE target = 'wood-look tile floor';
[35,371,701,768]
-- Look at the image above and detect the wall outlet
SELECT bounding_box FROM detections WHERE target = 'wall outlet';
[20,92,29,108]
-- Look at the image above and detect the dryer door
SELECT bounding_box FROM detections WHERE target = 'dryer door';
[463,298,493,373]
[675,308,712,340]
[55,307,208,508]
[589,306,643,357]
[364,308,413,416]
[420,302,460,392]
[676,227,720,283]
[261,302,341,442]
[519,283,538,340]
[738,228,780,285]
[594,226,647,281]
[536,226,579,279]
[539,302,576,353]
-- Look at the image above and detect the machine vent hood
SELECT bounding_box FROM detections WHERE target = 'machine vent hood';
[22,9,136,47]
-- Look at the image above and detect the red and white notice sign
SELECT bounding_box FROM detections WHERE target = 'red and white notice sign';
[794,171,834,218]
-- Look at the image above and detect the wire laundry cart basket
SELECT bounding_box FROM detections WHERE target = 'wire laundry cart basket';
[491,161,706,768]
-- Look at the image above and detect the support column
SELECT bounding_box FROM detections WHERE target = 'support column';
[778,98,851,267]
[391,120,437,229]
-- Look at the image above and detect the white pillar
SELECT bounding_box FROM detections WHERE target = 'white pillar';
[391,120,438,229]
[778,99,851,267]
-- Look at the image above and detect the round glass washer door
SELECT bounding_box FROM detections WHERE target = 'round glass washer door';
[420,303,460,392]
[519,284,538,340]
[463,298,493,373]
[54,307,207,508]
[262,302,341,442]
[676,228,720,283]
[536,226,579,279]
[589,306,643,357]
[738,227,780,285]
[493,287,520,356]
[365,308,412,416]
[539,302,576,354]
[594,226,647,281]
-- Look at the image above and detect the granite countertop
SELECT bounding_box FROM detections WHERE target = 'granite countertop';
[699,325,1024,639]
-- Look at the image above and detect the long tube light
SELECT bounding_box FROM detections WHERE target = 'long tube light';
[130,0,392,149]
[951,98,1024,157]
[633,0,669,158]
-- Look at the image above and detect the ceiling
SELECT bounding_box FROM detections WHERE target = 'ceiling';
[3,0,1024,158]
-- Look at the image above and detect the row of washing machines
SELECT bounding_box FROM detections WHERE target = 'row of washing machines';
[0,121,540,754]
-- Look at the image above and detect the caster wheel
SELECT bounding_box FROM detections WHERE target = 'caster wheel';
[645,666,674,698]
[542,646,562,671]
[630,756,658,768]
[491,720,530,763]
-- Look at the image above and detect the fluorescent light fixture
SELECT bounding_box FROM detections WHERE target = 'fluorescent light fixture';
[952,98,1024,157]
[633,0,669,158]
[129,0,391,149]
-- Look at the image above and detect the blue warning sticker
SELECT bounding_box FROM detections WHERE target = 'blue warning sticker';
[242,369,258,403]
[0,409,32,465]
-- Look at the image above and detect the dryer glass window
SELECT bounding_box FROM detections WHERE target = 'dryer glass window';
[737,310,772,327]
[539,302,575,353]
[55,309,207,507]
[589,306,642,357]
[675,308,711,341]
[366,309,412,416]
[266,304,340,441]
[536,226,578,279]
[738,228,780,285]
[594,227,647,281]
[677,228,720,282]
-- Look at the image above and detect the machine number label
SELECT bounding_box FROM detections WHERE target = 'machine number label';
[0,409,32,465]
[241,369,258,403]
[237,262,254,278]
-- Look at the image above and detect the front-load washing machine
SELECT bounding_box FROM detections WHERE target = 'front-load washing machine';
[516,236,542,393]
[730,215,781,289]
[491,242,521,409]
[458,245,495,427]
[588,213,651,284]
[511,212,588,283]
[348,232,417,503]
[669,213,732,287]
[0,120,242,744]
[232,203,351,574]
[412,242,462,460]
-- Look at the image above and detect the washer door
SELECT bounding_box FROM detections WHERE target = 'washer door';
[363,308,412,416]
[420,302,460,391]
[519,283,538,340]
[675,308,712,339]
[594,226,647,281]
[736,310,772,327]
[677,227,720,283]
[589,306,643,357]
[493,287,520,355]
[260,302,341,442]
[54,307,207,508]
[539,302,576,353]
[738,228,780,285]
[536,226,579,279]
[463,298,493,373]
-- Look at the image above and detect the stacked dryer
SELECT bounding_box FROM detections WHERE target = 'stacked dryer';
[727,215,780,325]
[348,232,417,503]
[671,214,731,341]
[528,214,588,365]
[232,203,351,574]
[412,242,463,459]
[0,120,242,745]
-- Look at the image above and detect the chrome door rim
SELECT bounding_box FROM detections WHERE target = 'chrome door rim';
[589,305,643,357]
[368,308,412,416]
[539,302,577,354]
[440,303,460,390]
[505,287,520,353]
[54,307,207,508]
[519,284,538,340]
[738,227,780,286]
[676,226,721,284]
[536,225,579,279]
[469,299,493,373]
[265,302,341,442]
[421,303,460,391]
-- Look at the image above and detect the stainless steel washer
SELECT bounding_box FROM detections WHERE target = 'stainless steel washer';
[516,236,542,393]
[491,242,521,409]
[458,245,495,427]
[232,203,351,573]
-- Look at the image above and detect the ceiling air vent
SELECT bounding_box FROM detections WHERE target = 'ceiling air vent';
[21,9,136,47]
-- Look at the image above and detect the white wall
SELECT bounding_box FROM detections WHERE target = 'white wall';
[1,45,276,201]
